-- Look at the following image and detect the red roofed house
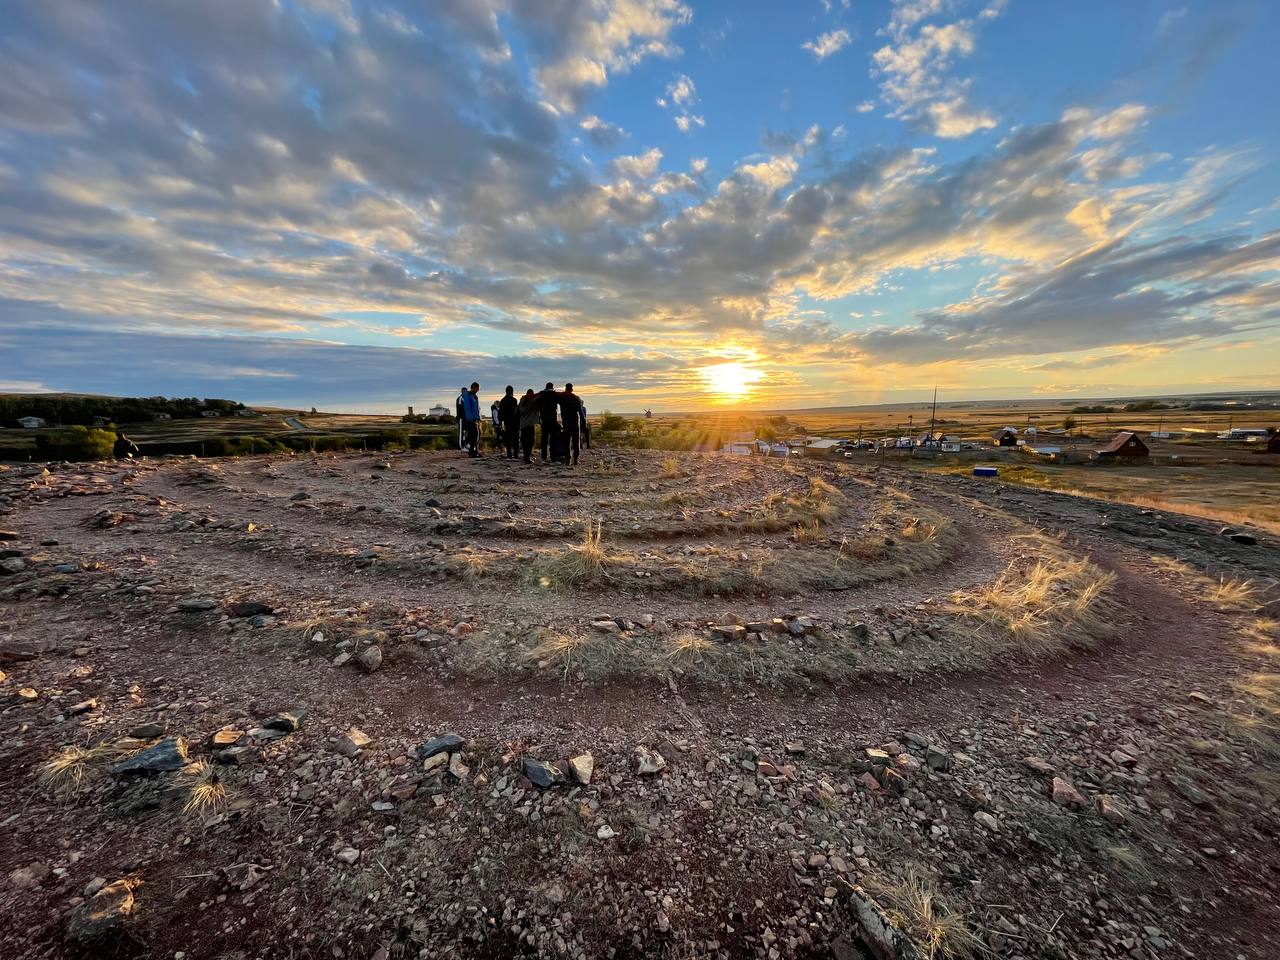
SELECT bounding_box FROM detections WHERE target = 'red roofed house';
[1095,431,1149,460]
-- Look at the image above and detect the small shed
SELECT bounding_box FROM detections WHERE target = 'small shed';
[992,427,1018,447]
[1096,431,1149,459]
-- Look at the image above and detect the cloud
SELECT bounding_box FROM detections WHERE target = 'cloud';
[871,0,1004,137]
[658,73,704,133]
[0,5,1275,407]
[579,114,628,147]
[803,29,852,60]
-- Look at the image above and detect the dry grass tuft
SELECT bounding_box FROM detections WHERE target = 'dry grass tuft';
[665,632,714,662]
[793,521,825,545]
[660,456,684,479]
[1207,576,1260,611]
[945,531,1116,658]
[865,870,984,959]
[179,761,230,816]
[38,742,137,797]
[529,518,608,589]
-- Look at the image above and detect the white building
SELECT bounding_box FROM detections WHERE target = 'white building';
[201,410,221,418]
[17,416,47,429]
[428,404,450,417]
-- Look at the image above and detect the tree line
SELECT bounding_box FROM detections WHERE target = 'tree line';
[0,395,244,427]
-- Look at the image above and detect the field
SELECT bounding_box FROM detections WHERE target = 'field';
[2,444,1278,959]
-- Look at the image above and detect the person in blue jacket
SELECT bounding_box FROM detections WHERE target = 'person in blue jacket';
[461,382,482,457]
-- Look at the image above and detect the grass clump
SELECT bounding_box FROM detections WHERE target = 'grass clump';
[179,760,230,816]
[660,456,684,479]
[529,518,608,589]
[945,531,1116,658]
[864,870,984,959]
[38,742,137,797]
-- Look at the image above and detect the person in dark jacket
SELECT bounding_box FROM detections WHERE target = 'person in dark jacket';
[455,386,468,451]
[517,389,538,463]
[498,385,519,460]
[536,382,561,462]
[558,383,584,466]
[461,382,481,457]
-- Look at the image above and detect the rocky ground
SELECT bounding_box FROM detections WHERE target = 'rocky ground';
[0,447,1277,960]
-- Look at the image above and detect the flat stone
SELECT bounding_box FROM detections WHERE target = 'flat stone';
[569,752,594,785]
[110,737,189,776]
[925,745,951,771]
[974,811,999,831]
[262,709,306,733]
[711,624,746,641]
[335,847,360,865]
[448,752,470,779]
[0,557,26,575]
[1023,756,1056,776]
[520,757,565,789]
[209,729,244,749]
[1051,776,1087,808]
[67,879,134,943]
[335,727,371,757]
[1228,533,1257,546]
[128,722,166,740]
[417,733,464,760]
[635,745,667,775]
[177,598,218,612]
[355,645,383,672]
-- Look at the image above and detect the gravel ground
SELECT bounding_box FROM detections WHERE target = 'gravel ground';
[0,448,1277,960]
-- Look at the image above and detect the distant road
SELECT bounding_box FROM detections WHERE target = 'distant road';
[284,417,307,430]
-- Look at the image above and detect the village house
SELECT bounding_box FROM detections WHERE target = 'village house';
[428,404,451,418]
[992,427,1018,447]
[17,416,47,429]
[1095,431,1150,460]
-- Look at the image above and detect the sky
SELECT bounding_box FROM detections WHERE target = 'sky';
[1,0,1278,413]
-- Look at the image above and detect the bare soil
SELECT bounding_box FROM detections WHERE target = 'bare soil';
[1,448,1277,960]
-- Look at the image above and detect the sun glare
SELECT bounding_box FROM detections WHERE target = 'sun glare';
[701,361,763,400]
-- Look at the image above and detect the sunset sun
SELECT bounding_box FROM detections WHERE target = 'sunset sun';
[701,361,763,400]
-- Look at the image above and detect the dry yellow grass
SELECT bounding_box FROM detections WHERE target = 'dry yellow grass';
[793,520,824,544]
[946,531,1116,657]
[530,518,607,589]
[179,760,230,816]
[37,742,137,797]
[1206,577,1260,611]
[660,456,684,479]
[864,871,983,960]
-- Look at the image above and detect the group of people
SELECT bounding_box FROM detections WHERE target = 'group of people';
[455,382,590,465]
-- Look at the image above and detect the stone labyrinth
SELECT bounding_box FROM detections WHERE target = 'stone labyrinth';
[4,447,1104,688]
[2,447,1278,960]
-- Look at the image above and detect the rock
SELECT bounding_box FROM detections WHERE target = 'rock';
[0,557,25,575]
[448,752,470,779]
[422,752,448,774]
[847,885,923,960]
[1167,773,1213,808]
[925,745,951,771]
[227,600,273,618]
[355,645,383,672]
[203,726,249,754]
[177,598,218,612]
[262,709,306,733]
[67,879,135,943]
[335,727,371,757]
[1228,532,1257,546]
[110,737,189,776]
[635,746,667,775]
[859,771,881,792]
[851,621,871,640]
[596,824,617,840]
[1096,794,1125,824]
[9,861,51,889]
[1023,756,1055,776]
[785,741,806,755]
[591,619,621,634]
[335,847,360,865]
[67,698,98,716]
[0,529,19,540]
[711,624,746,641]
[1051,776,1087,808]
[520,757,565,789]
[417,733,464,760]
[290,491,310,501]
[569,752,594,785]
[974,811,1000,831]
[84,877,107,897]
[332,652,352,667]
[222,862,269,891]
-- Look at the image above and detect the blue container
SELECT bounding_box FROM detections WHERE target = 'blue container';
[973,466,999,478]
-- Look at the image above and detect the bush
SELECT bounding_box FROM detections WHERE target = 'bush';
[35,426,116,461]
